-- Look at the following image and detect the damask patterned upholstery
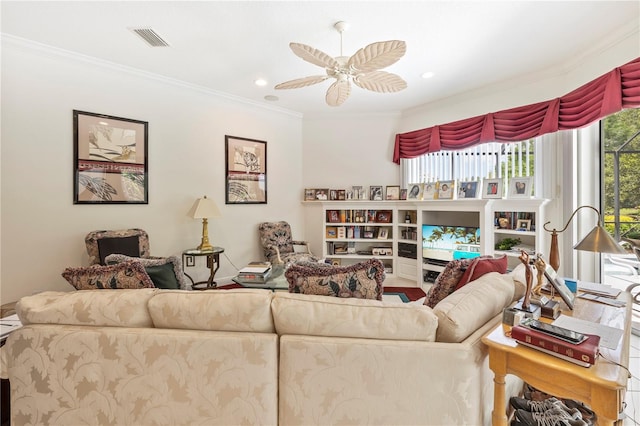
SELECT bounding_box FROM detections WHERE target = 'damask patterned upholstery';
[85,228,151,265]
[258,221,319,265]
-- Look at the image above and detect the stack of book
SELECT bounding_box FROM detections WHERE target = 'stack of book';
[237,262,272,283]
[511,323,600,367]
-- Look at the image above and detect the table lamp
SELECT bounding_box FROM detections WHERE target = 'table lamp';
[187,195,221,252]
[543,205,626,272]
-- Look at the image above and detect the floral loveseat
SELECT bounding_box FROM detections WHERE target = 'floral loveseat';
[1,271,524,425]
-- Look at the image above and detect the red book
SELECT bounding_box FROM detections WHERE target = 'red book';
[511,324,600,367]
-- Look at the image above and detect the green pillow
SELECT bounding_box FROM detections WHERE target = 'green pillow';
[144,263,180,289]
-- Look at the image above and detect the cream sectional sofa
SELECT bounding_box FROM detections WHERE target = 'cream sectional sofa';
[1,272,524,425]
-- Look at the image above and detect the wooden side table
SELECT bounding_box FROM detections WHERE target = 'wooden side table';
[182,247,224,290]
[482,293,632,425]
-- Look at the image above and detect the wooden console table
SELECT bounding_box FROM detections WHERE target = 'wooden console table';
[482,292,632,426]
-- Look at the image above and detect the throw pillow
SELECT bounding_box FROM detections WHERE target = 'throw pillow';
[105,254,187,290]
[62,261,155,290]
[423,258,474,308]
[285,258,385,300]
[454,254,508,291]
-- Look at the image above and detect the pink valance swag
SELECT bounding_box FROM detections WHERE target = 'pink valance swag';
[393,56,640,163]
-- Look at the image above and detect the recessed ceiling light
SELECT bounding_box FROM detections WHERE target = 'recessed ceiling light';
[421,71,435,79]
[264,95,279,102]
[255,78,268,86]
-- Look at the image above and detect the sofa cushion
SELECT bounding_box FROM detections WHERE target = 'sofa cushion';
[454,255,508,291]
[16,289,157,327]
[148,289,275,333]
[433,272,515,343]
[424,258,474,308]
[105,254,188,290]
[272,292,438,341]
[285,258,384,300]
[62,261,155,290]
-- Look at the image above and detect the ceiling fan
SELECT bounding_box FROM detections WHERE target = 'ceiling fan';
[275,21,407,107]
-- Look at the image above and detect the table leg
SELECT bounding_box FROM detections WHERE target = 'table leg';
[492,372,508,426]
[205,253,220,288]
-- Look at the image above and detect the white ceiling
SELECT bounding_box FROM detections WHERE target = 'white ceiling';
[2,1,639,115]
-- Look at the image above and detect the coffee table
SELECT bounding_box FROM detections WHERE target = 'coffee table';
[482,291,632,426]
[232,265,288,291]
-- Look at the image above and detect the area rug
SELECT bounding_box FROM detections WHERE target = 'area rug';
[216,283,425,304]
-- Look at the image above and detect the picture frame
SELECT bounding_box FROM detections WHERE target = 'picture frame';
[337,189,346,200]
[315,188,329,200]
[352,185,365,200]
[225,135,267,204]
[458,181,479,199]
[437,180,455,200]
[375,210,392,223]
[377,228,389,239]
[73,110,148,204]
[327,210,341,223]
[385,185,400,200]
[329,189,338,201]
[370,185,384,201]
[508,176,533,198]
[423,182,437,200]
[363,230,375,239]
[400,188,408,200]
[326,226,337,239]
[543,265,575,309]
[482,178,503,199]
[407,183,423,200]
[304,188,316,201]
[516,219,531,231]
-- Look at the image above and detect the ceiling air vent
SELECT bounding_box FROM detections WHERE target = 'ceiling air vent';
[130,27,170,47]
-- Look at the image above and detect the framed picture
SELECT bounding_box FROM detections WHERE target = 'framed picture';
[498,217,511,229]
[543,265,575,309]
[407,183,423,200]
[326,227,337,239]
[458,181,479,199]
[375,210,392,223]
[437,180,455,200]
[400,188,408,200]
[516,219,531,231]
[370,185,384,201]
[327,210,341,223]
[377,228,389,239]
[482,178,503,199]
[363,230,375,239]
[352,185,365,200]
[508,177,533,198]
[315,188,329,200]
[385,185,400,200]
[225,135,267,204]
[337,190,346,200]
[73,110,148,204]
[423,182,437,200]
[329,189,338,201]
[304,188,316,201]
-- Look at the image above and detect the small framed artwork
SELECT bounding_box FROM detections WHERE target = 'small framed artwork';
[225,135,267,204]
[377,228,389,239]
[370,185,384,201]
[337,189,346,200]
[363,230,375,239]
[329,189,338,201]
[543,264,575,310]
[498,217,511,229]
[327,210,341,223]
[385,185,400,200]
[375,210,393,223]
[508,177,533,198]
[516,219,531,231]
[400,188,408,200]
[407,183,423,200]
[304,188,316,201]
[315,188,329,200]
[482,178,503,199]
[73,110,148,204]
[437,180,455,200]
[352,185,364,200]
[458,181,479,199]
[326,227,337,239]
[423,183,437,200]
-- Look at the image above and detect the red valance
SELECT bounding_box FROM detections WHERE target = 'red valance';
[393,56,640,164]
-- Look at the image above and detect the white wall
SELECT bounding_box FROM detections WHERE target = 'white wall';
[1,38,304,302]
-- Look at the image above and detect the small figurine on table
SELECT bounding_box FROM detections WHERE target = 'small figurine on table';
[518,250,533,309]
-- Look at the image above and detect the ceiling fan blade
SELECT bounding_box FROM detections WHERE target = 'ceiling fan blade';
[275,75,329,90]
[289,43,340,69]
[353,71,407,93]
[325,80,351,106]
[347,40,406,73]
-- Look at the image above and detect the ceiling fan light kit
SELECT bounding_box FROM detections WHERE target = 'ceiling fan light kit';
[275,21,407,107]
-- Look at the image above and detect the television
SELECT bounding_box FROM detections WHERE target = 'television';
[422,225,481,262]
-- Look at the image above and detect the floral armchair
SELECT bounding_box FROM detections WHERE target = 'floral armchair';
[85,228,152,265]
[258,221,319,265]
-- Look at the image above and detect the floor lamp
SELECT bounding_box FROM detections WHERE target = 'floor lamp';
[543,205,626,272]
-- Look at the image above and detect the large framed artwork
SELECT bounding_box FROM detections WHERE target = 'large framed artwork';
[225,135,267,204]
[73,110,148,204]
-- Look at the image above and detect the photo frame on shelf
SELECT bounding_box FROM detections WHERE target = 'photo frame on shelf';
[482,178,503,199]
[377,228,389,239]
[516,219,531,231]
[437,180,455,200]
[225,135,267,204]
[369,185,384,201]
[543,265,575,309]
[508,176,533,198]
[337,189,346,200]
[385,185,400,200]
[304,188,316,201]
[407,183,423,200]
[423,182,437,200]
[329,189,338,201]
[315,188,329,200]
[400,188,408,200]
[352,185,365,200]
[375,210,392,223]
[73,110,148,204]
[327,210,341,223]
[326,226,337,239]
[458,181,479,199]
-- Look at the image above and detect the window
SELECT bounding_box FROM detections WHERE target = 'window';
[401,140,536,190]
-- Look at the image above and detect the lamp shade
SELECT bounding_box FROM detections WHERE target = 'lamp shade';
[573,224,627,254]
[187,196,220,219]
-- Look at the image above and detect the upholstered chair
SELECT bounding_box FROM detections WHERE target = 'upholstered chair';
[85,228,152,265]
[258,221,319,265]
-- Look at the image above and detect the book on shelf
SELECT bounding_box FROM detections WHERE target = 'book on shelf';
[511,324,600,367]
